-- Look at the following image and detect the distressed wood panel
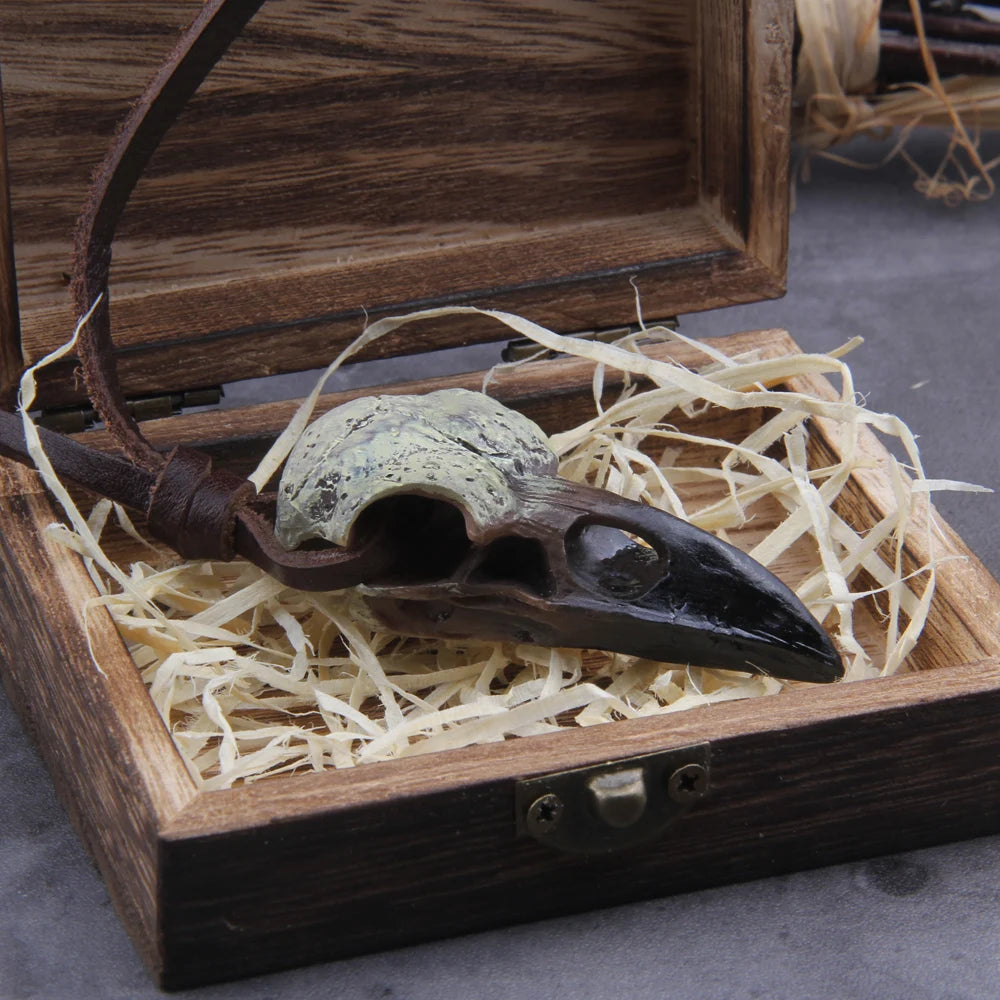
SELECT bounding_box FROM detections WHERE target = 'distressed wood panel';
[156,659,1000,987]
[0,460,196,977]
[2,1,697,381]
[0,1,791,409]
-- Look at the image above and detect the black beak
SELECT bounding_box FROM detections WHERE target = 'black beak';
[363,480,844,684]
[552,510,844,682]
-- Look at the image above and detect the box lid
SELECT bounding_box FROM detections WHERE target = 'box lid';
[0,0,791,410]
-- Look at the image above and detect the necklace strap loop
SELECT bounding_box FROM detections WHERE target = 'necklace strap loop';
[70,0,268,470]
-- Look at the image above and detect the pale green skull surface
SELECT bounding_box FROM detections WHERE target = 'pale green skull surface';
[275,388,558,549]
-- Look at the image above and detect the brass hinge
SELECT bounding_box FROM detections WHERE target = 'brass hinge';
[501,318,679,364]
[38,387,223,434]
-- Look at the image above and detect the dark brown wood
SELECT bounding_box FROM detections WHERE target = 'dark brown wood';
[0,460,195,977]
[2,331,1000,986]
[700,0,746,236]
[0,66,22,406]
[156,657,1000,988]
[880,31,1000,82]
[22,227,773,410]
[879,0,1000,83]
[0,0,789,408]
[881,8,1000,46]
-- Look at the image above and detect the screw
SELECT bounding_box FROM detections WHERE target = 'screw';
[667,763,709,804]
[526,793,564,835]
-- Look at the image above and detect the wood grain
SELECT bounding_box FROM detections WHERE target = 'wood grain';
[0,0,790,408]
[2,2,693,335]
[699,0,745,235]
[167,655,1000,839]
[159,658,1000,988]
[0,461,196,978]
[26,224,786,410]
[746,0,793,277]
[0,66,21,404]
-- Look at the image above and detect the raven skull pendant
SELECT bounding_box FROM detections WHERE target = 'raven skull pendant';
[276,388,842,683]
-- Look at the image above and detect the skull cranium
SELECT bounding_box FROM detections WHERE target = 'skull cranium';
[277,388,557,549]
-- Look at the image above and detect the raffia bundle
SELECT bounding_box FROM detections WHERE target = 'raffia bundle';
[794,0,1000,202]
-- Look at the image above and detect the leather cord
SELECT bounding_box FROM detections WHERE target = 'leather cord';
[71,0,268,472]
[0,416,156,513]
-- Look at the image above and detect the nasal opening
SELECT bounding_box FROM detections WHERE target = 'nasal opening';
[565,521,667,600]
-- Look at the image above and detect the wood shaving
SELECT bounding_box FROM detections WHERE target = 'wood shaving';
[25,307,987,787]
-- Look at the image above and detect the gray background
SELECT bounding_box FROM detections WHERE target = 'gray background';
[2,133,999,998]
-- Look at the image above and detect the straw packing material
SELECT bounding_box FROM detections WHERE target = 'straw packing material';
[25,307,987,787]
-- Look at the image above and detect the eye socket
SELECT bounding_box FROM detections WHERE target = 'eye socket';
[564,521,666,600]
[354,494,472,582]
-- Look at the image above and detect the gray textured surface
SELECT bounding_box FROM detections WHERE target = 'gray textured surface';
[275,388,556,547]
[2,134,1000,998]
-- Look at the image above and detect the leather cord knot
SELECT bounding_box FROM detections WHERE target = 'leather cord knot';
[147,446,256,560]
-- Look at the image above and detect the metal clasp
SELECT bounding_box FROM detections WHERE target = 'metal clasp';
[38,387,224,433]
[515,743,710,855]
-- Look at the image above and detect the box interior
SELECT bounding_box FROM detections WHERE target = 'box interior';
[62,331,996,786]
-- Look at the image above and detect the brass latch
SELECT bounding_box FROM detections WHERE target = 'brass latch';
[515,744,710,855]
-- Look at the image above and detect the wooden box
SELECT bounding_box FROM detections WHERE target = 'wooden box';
[2,0,1000,990]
